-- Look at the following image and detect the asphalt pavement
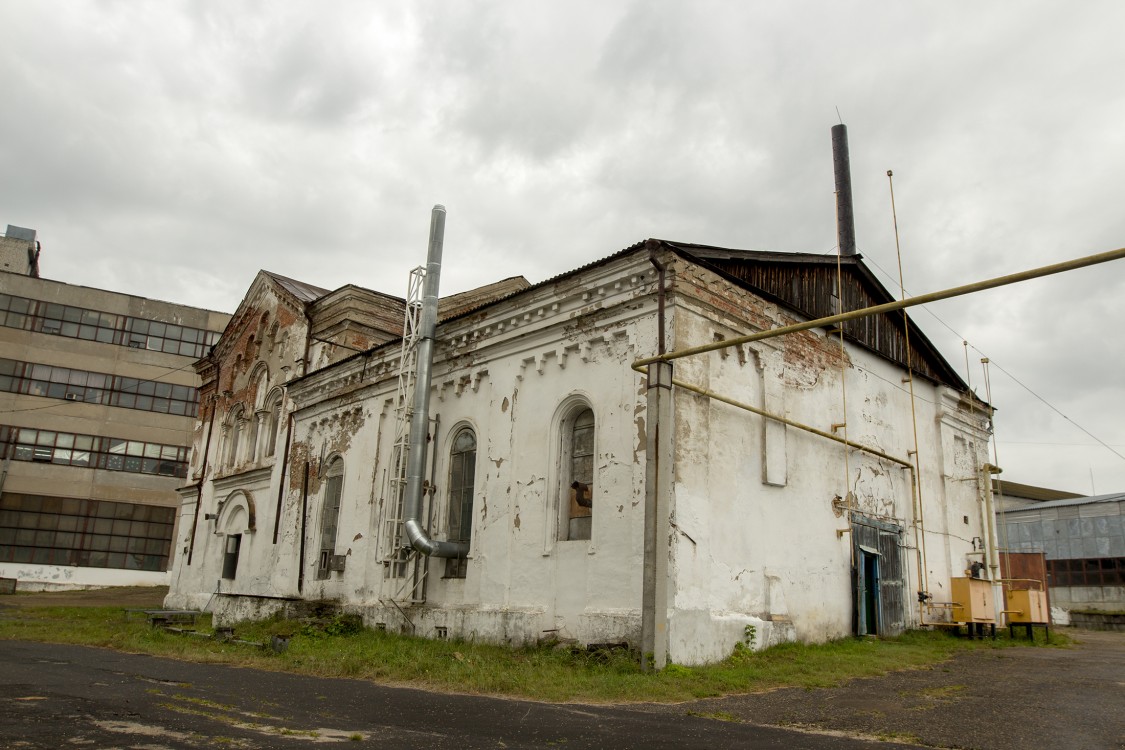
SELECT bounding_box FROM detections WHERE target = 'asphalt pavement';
[2,587,1122,750]
[1,640,915,749]
[637,629,1125,750]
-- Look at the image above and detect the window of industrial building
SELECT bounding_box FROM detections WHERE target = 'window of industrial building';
[0,425,188,478]
[444,427,476,579]
[0,292,220,358]
[0,357,199,417]
[560,406,595,541]
[0,493,175,571]
[1046,557,1124,587]
[316,458,344,579]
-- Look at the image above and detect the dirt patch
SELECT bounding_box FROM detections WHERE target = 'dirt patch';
[0,585,168,609]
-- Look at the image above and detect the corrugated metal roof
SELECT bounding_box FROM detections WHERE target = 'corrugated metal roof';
[992,480,1084,503]
[262,271,330,304]
[1004,492,1125,513]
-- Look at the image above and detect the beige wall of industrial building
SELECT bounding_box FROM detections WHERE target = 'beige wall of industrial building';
[0,226,230,589]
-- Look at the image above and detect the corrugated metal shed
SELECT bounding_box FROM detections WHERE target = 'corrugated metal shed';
[1003,492,1125,514]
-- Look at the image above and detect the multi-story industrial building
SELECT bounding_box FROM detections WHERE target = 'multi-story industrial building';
[0,225,230,589]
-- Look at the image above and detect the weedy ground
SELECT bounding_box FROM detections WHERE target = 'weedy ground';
[0,594,1066,703]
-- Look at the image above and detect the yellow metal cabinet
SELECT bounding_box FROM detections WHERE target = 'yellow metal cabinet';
[1006,589,1048,624]
[951,577,995,624]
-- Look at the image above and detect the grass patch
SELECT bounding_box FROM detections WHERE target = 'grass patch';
[0,605,1062,703]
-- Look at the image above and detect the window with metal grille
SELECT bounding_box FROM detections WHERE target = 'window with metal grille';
[444,427,476,578]
[0,357,199,417]
[562,406,594,541]
[0,493,175,571]
[317,459,344,579]
[0,425,188,478]
[0,292,220,358]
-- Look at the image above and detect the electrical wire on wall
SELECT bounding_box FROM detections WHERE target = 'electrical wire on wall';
[859,252,1124,468]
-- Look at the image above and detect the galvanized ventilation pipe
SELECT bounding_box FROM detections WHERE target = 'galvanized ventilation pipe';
[403,205,468,559]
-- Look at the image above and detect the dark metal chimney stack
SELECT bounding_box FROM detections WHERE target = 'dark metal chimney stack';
[831,124,857,257]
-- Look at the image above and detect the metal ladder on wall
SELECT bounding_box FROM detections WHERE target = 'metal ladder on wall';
[379,266,429,607]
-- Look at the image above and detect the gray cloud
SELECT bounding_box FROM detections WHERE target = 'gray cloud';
[1,0,1122,492]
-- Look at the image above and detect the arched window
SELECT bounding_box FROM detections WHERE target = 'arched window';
[264,393,283,458]
[226,406,245,468]
[317,457,344,579]
[445,427,476,578]
[562,406,595,541]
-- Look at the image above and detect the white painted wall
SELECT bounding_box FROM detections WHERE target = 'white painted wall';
[0,562,167,590]
[166,250,992,664]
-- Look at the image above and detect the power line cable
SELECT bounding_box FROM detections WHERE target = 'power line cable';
[859,250,1125,465]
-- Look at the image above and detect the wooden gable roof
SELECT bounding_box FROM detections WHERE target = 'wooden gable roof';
[665,242,969,391]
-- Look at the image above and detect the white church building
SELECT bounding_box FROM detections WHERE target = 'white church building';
[165,218,995,665]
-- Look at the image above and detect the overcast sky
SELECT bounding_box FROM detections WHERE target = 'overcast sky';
[2,1,1123,495]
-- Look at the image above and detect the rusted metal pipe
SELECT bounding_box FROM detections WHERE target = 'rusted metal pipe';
[298,461,309,594]
[669,375,912,469]
[832,124,857,257]
[633,245,1125,369]
[647,240,667,355]
[272,411,294,544]
[186,383,218,566]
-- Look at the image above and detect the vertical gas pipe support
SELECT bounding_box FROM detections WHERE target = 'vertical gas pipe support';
[642,360,673,670]
[982,463,1004,623]
[403,205,468,559]
[642,246,672,670]
[298,462,309,594]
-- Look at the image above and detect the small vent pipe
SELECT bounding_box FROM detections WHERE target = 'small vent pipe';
[403,205,468,559]
[831,123,857,257]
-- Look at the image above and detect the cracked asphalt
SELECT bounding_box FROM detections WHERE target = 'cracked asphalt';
[636,629,1125,750]
[1,640,913,749]
[1,588,1122,748]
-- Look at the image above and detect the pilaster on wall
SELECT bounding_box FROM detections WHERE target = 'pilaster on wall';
[760,352,787,487]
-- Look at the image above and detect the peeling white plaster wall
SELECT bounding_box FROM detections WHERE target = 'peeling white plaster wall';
[166,252,992,664]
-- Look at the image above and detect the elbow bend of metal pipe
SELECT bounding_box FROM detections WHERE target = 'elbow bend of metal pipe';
[405,519,468,558]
